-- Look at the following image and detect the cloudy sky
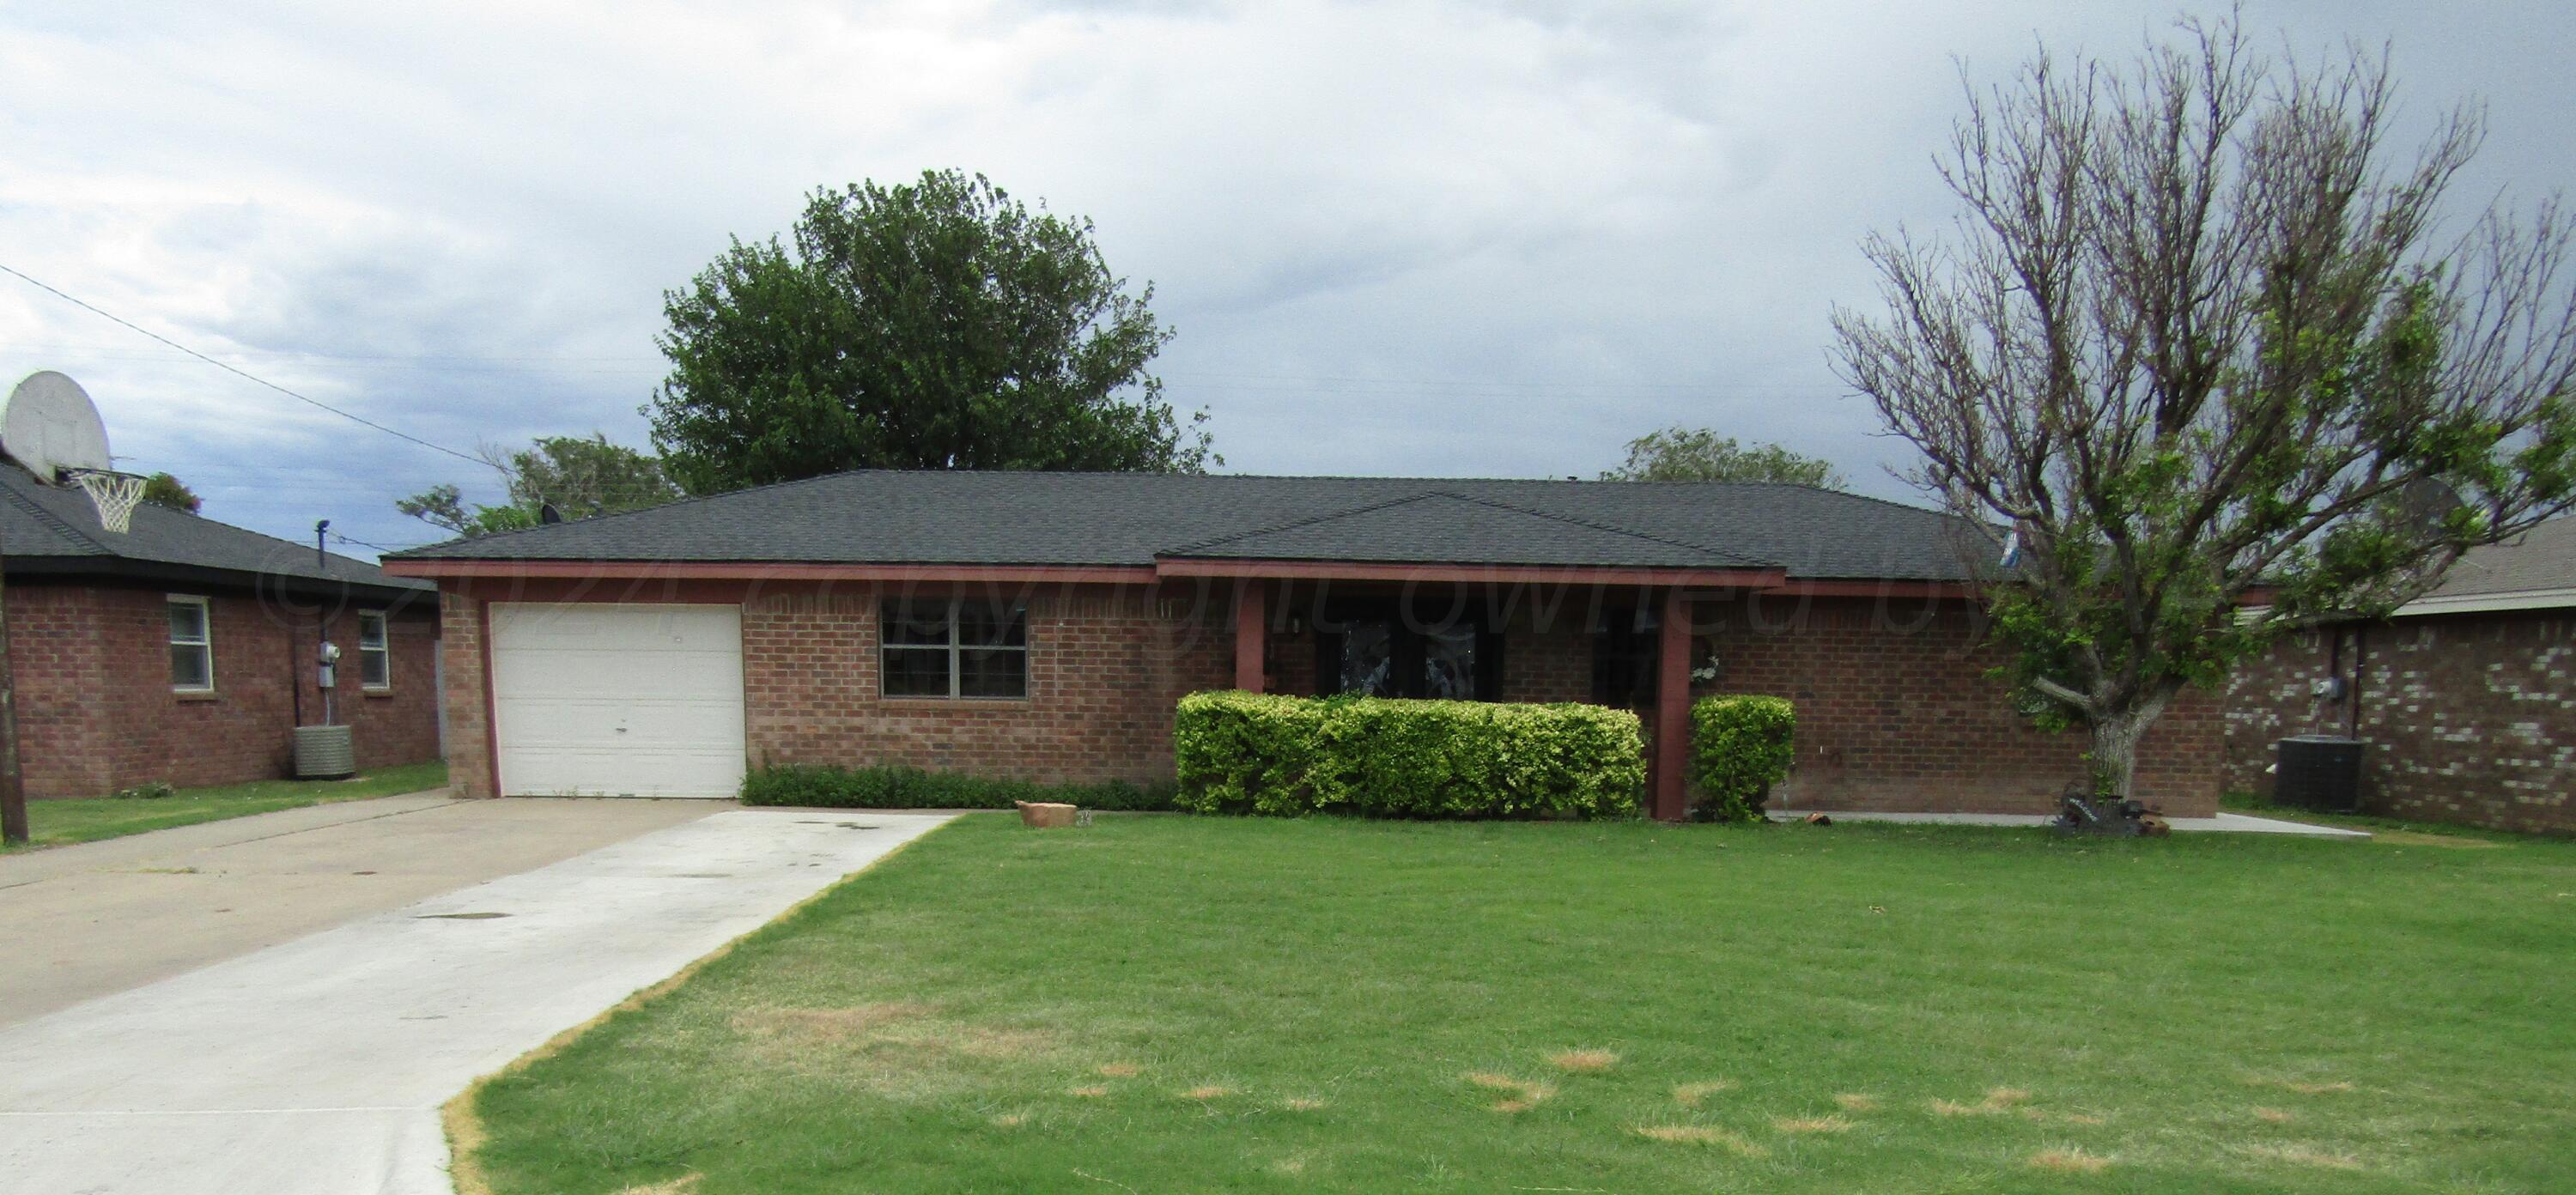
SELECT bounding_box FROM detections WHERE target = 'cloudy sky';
[3,1,2571,556]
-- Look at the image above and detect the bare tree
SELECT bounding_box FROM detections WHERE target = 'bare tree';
[1833,13,2576,802]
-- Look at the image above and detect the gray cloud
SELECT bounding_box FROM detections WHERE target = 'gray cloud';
[3,0,2570,554]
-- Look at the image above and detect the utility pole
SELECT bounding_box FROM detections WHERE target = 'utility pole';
[2,544,27,846]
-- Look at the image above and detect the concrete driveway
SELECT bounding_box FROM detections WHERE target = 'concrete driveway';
[0,798,956,1195]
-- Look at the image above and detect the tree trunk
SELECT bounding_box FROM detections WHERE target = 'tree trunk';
[2086,688,2173,802]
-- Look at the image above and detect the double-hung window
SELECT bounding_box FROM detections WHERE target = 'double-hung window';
[168,596,213,692]
[358,611,391,690]
[881,598,1027,699]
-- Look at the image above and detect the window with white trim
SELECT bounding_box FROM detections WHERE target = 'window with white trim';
[880,598,1027,699]
[358,611,390,690]
[168,596,213,692]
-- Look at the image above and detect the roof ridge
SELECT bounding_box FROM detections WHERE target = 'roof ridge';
[0,468,111,556]
[1162,489,1453,555]
[1440,489,1771,567]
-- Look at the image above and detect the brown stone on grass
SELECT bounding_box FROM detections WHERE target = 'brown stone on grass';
[1016,800,1078,828]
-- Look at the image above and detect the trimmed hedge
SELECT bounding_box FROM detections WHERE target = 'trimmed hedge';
[1687,695,1795,823]
[738,763,1177,811]
[1173,691,1644,819]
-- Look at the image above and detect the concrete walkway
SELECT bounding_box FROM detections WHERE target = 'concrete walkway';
[1,793,719,1024]
[1767,809,2370,837]
[0,805,957,1195]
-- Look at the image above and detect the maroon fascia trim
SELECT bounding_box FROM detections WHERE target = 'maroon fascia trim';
[383,560,1157,584]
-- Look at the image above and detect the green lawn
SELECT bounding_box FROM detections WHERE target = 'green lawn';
[464,815,2576,1195]
[2,760,449,852]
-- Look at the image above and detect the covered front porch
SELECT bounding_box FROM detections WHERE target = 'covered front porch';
[1190,563,1785,822]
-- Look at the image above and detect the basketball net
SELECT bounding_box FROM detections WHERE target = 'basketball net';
[64,469,147,534]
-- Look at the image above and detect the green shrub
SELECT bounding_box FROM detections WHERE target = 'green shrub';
[1173,691,1644,820]
[1687,695,1795,823]
[738,764,1176,811]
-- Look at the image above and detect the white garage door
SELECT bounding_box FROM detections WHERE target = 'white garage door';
[489,604,746,798]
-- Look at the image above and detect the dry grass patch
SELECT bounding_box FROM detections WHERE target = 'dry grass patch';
[1182,1085,1232,1101]
[1929,1086,2034,1116]
[1634,1125,1768,1156]
[2245,1075,2354,1095]
[731,1001,936,1040]
[1833,1093,1877,1113]
[1546,1048,1619,1073]
[2252,1106,2294,1124]
[989,1112,1029,1127]
[1070,1085,1109,1098]
[2029,1148,2111,1174]
[2242,1143,2366,1171]
[1465,1071,1555,1108]
[1773,1114,1853,1134]
[1097,1061,1142,1078]
[611,1176,700,1195]
[1672,1081,1734,1108]
[1282,1097,1327,1112]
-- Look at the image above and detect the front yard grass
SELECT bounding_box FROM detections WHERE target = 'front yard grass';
[1,760,450,852]
[463,815,2576,1194]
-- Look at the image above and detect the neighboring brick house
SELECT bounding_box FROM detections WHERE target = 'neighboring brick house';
[385,470,2220,819]
[3,463,443,798]
[2227,517,2574,834]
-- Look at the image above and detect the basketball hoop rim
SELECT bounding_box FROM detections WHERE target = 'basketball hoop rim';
[61,466,149,534]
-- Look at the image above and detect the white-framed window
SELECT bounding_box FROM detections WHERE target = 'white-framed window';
[358,611,390,690]
[880,598,1028,700]
[168,595,213,692]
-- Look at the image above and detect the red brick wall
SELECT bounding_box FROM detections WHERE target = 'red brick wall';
[428,578,2218,816]
[8,583,113,798]
[2226,610,2576,833]
[741,585,1231,784]
[1688,593,2217,816]
[3,579,442,798]
[440,593,495,798]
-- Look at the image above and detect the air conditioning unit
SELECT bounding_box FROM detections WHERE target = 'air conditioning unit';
[2274,735,2363,813]
[294,725,357,780]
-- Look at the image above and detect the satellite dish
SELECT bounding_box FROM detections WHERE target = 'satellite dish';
[1,371,112,482]
[539,502,563,525]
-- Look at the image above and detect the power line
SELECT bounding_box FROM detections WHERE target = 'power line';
[0,263,501,471]
[331,531,441,555]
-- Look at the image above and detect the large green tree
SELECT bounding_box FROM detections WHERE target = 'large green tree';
[1832,15,2576,802]
[398,434,680,538]
[647,169,1212,493]
[1600,427,1847,488]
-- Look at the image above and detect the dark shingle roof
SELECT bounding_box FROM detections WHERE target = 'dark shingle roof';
[2421,515,2576,602]
[392,470,1982,581]
[2,464,431,595]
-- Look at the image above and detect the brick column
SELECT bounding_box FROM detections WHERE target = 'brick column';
[1234,580,1267,693]
[1651,586,1691,822]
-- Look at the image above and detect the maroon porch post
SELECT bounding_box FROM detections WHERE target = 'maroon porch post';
[1651,586,1691,822]
[1234,580,1267,692]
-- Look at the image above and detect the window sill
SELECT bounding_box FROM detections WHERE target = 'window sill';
[173,689,219,702]
[361,688,395,698]
[877,697,1034,710]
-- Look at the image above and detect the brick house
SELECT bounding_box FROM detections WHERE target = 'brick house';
[385,470,2219,819]
[2226,517,2574,834]
[3,463,443,798]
